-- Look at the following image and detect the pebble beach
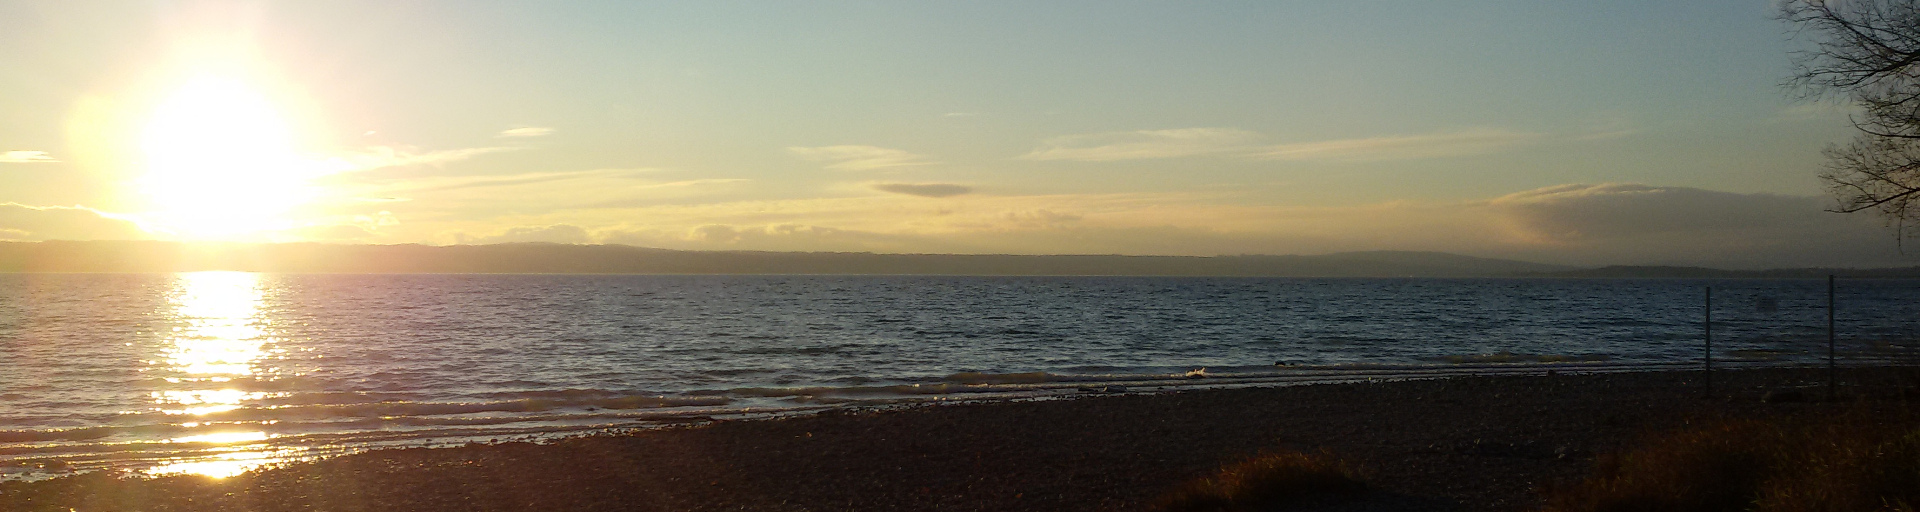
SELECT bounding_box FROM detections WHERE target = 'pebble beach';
[3,366,1915,512]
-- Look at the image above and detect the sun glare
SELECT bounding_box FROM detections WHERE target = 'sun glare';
[139,75,321,239]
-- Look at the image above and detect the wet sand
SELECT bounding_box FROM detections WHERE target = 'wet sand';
[3,366,1915,512]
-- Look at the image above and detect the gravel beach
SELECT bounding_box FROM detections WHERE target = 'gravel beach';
[3,366,1915,512]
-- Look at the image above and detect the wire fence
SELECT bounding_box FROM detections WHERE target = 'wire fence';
[1678,275,1917,398]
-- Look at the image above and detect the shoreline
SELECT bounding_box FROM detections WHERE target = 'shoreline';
[3,366,1916,511]
[0,359,1809,480]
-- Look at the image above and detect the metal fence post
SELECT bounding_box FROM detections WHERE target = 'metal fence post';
[1829,275,1837,401]
[1705,286,1712,396]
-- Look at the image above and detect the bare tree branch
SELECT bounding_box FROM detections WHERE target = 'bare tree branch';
[1784,0,1920,245]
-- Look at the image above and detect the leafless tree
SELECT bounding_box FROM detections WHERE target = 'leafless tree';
[1784,0,1920,240]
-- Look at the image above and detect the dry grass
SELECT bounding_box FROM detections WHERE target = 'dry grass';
[1153,450,1368,512]
[1542,418,1920,512]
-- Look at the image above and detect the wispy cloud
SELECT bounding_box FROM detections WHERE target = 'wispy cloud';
[643,178,752,189]
[0,202,141,220]
[0,202,150,240]
[1023,127,1540,162]
[598,223,920,253]
[1573,129,1637,142]
[1021,128,1260,162]
[580,179,754,209]
[788,145,935,171]
[327,145,517,175]
[872,183,972,198]
[374,170,746,199]
[497,126,555,138]
[1002,209,1083,228]
[388,179,1908,268]
[1251,128,1539,162]
[0,151,58,163]
[358,166,748,219]
[1471,183,1909,267]
[1484,183,1823,240]
[455,224,591,244]
[393,168,657,193]
[296,224,378,241]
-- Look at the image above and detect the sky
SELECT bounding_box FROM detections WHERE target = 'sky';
[0,0,1910,268]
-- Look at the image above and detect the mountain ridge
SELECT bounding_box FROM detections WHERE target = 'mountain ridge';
[0,241,1914,278]
[0,241,1569,277]
[1528,265,1920,279]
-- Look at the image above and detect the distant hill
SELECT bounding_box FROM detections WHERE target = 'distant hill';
[1530,265,1920,279]
[0,241,1576,277]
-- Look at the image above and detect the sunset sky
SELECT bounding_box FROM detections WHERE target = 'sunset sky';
[0,1,1909,268]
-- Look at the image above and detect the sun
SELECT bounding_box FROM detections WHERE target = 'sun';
[138,75,321,239]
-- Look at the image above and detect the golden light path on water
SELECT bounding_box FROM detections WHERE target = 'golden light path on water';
[146,272,301,478]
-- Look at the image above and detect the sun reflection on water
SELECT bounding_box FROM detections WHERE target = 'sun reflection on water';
[147,272,296,478]
[147,448,300,479]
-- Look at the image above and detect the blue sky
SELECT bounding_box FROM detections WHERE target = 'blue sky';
[0,0,1907,267]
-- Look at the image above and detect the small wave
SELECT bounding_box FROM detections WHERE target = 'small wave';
[0,427,120,443]
[472,388,640,401]
[726,345,853,356]
[253,391,419,407]
[943,371,1062,385]
[700,368,773,377]
[718,383,1010,399]
[1724,349,1806,362]
[1424,352,1612,364]
[114,395,733,425]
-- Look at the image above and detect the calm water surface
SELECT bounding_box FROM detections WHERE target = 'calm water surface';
[2,273,1916,479]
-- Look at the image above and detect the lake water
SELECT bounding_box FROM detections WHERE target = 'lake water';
[2,273,1916,479]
